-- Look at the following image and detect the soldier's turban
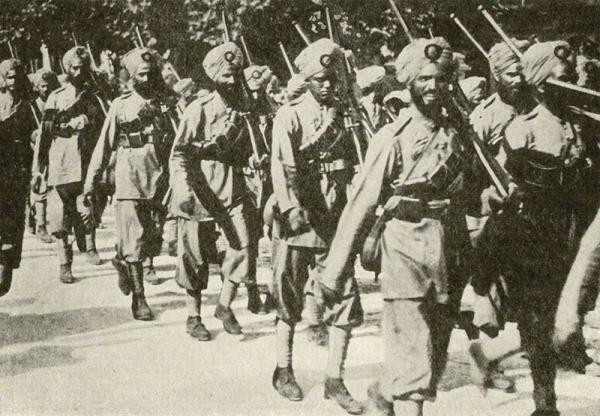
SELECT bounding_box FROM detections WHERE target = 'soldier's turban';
[286,73,308,101]
[522,40,571,87]
[121,47,162,77]
[294,38,343,79]
[356,66,385,91]
[244,65,273,92]
[0,59,22,80]
[173,78,195,95]
[202,42,243,82]
[62,46,90,70]
[32,68,58,91]
[488,39,531,78]
[395,37,455,85]
[459,76,487,103]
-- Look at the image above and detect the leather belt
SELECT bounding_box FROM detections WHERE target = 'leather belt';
[119,132,155,148]
[319,158,349,173]
[391,197,450,223]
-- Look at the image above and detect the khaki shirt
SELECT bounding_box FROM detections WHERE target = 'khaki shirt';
[321,105,463,300]
[168,91,250,221]
[271,91,354,248]
[40,84,104,186]
[469,93,518,156]
[500,104,584,163]
[85,91,170,200]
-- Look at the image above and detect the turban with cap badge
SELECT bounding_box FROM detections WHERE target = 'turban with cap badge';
[202,42,243,82]
[394,37,455,86]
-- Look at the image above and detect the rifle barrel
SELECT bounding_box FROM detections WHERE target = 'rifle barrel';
[387,0,413,42]
[478,6,522,59]
[222,11,231,43]
[293,22,311,46]
[240,36,254,66]
[450,13,488,59]
[325,7,334,41]
[279,42,295,75]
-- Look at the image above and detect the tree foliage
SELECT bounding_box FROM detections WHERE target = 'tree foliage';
[0,0,596,78]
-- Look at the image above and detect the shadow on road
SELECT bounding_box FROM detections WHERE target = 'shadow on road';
[0,345,79,377]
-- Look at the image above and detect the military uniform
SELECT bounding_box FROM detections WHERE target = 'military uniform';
[321,38,465,416]
[473,41,590,413]
[85,47,173,321]
[271,90,361,326]
[0,60,37,295]
[37,49,105,283]
[168,42,256,338]
[269,38,363,414]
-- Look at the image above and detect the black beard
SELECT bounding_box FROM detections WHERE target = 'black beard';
[134,82,155,99]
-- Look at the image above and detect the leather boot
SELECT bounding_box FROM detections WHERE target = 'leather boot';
[111,256,132,295]
[143,257,160,285]
[246,284,268,315]
[214,303,242,335]
[187,316,211,341]
[366,382,393,416]
[324,377,364,415]
[468,341,515,394]
[84,232,102,265]
[128,262,153,321]
[272,366,303,401]
[57,240,74,284]
[0,262,13,297]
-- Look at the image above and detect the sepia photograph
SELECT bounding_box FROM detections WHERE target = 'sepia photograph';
[0,0,599,415]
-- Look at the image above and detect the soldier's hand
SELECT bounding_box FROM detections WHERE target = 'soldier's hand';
[67,115,89,131]
[286,207,310,233]
[552,323,579,352]
[248,154,269,170]
[83,192,95,208]
[480,185,512,216]
[318,282,340,309]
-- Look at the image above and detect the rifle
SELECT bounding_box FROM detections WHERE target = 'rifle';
[222,13,271,209]
[387,0,414,43]
[295,11,366,167]
[279,42,296,75]
[477,5,600,119]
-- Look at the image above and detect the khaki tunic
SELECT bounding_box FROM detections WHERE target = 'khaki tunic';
[168,91,256,285]
[40,84,104,187]
[270,91,361,326]
[320,105,465,400]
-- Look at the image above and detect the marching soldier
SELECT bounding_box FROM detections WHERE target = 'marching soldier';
[356,65,388,133]
[270,38,363,414]
[466,39,533,390]
[0,58,38,296]
[29,68,60,244]
[36,47,105,284]
[168,42,258,338]
[475,41,591,416]
[84,47,174,321]
[320,38,466,416]
[162,77,198,258]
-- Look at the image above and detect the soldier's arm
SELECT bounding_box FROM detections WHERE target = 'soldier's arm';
[320,125,397,291]
[270,106,302,216]
[555,208,600,344]
[84,98,120,194]
[35,92,58,175]
[168,100,203,194]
